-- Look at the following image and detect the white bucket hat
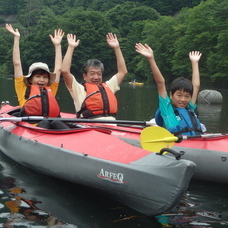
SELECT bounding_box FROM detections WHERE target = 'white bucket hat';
[25,62,56,85]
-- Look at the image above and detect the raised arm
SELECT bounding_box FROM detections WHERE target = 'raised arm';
[106,33,128,85]
[61,34,80,89]
[5,24,23,78]
[135,43,166,98]
[49,29,65,83]
[189,51,202,105]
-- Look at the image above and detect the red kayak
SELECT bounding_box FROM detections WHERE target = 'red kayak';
[0,103,195,216]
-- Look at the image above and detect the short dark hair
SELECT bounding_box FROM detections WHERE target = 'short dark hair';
[82,59,104,74]
[170,77,193,96]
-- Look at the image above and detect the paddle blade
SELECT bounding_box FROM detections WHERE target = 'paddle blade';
[140,126,178,152]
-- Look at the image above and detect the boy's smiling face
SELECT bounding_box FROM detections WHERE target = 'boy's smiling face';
[170,89,192,108]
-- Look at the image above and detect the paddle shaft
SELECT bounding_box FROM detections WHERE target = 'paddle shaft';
[0,116,154,126]
[179,133,223,141]
[144,132,225,143]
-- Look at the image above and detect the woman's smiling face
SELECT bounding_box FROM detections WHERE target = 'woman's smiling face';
[29,73,49,89]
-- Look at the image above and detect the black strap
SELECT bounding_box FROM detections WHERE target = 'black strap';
[173,126,202,136]
[188,109,202,135]
[98,84,109,115]
[41,89,49,117]
[25,86,31,99]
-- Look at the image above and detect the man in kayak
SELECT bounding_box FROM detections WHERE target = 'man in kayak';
[61,33,128,120]
[5,24,69,129]
[135,43,205,136]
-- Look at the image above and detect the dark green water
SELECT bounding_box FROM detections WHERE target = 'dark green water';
[0,77,228,227]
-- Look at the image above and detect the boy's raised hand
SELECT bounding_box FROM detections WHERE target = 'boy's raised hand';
[189,51,202,62]
[135,43,154,59]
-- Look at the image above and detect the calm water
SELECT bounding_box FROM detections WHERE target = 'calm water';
[0,77,228,227]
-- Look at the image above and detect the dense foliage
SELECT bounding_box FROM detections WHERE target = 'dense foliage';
[0,0,227,87]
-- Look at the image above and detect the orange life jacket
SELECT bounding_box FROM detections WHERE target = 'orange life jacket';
[20,85,60,117]
[77,83,117,118]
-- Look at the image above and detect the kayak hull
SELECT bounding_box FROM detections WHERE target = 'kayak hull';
[0,104,195,216]
[173,137,228,183]
[95,121,228,184]
[104,119,228,184]
[121,132,228,184]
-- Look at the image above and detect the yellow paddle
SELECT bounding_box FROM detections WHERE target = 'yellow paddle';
[140,126,224,153]
[140,126,178,152]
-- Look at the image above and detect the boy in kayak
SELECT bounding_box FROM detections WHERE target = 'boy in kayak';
[5,24,69,129]
[135,43,204,135]
[62,33,128,120]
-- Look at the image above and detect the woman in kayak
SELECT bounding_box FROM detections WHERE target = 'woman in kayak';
[5,24,69,129]
[61,33,128,120]
[135,43,205,136]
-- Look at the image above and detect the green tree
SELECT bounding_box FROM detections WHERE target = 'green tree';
[0,0,19,15]
[124,20,152,81]
[0,28,12,75]
[60,9,117,80]
[90,0,125,11]
[205,0,228,86]
[130,0,201,15]
[43,0,80,15]
[1,0,227,87]
[171,0,228,85]
[130,17,176,83]
[106,2,160,37]
[19,8,64,72]
[18,0,45,29]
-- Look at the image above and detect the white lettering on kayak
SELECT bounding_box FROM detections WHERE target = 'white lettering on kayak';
[97,168,126,184]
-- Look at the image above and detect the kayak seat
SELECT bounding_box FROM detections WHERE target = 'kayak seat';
[37,120,70,130]
[7,107,21,117]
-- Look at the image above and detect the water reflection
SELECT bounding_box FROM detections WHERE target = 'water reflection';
[4,192,67,227]
[116,83,158,121]
[0,174,71,227]
[156,179,228,227]
[0,153,161,227]
[197,104,222,133]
